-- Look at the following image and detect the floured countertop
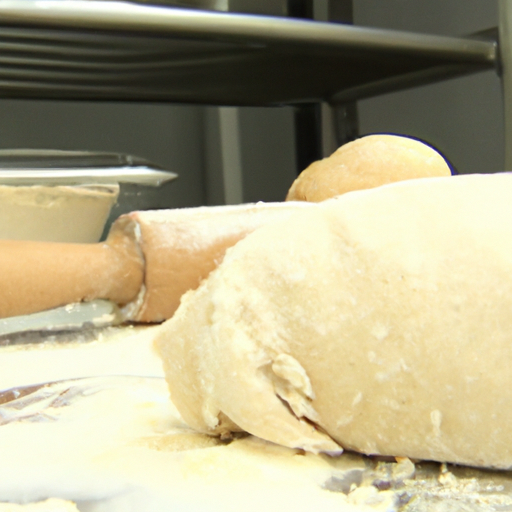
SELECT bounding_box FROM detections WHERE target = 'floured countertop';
[0,325,164,390]
[1,327,512,511]
[1,372,512,512]
[0,372,378,512]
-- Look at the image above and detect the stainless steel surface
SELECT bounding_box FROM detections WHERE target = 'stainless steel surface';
[0,149,162,168]
[0,1,497,105]
[0,375,163,412]
[0,166,177,186]
[0,300,123,340]
[330,62,492,104]
[137,0,228,9]
[227,0,288,16]
[0,149,177,186]
[322,0,358,151]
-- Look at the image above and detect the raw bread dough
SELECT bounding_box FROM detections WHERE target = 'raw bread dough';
[156,173,512,469]
[286,134,451,202]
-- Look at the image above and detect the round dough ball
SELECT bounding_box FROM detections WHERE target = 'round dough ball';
[286,134,452,202]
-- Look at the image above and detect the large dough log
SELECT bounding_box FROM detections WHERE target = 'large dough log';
[156,173,512,469]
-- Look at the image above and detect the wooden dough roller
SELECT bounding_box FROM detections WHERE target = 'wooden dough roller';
[0,202,310,322]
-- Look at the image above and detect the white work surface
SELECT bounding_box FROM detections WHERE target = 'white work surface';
[0,326,164,391]
[1,327,512,512]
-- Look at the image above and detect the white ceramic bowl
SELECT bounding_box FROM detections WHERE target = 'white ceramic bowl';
[0,184,119,243]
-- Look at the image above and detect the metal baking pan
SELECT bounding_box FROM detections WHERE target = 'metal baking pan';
[0,149,177,186]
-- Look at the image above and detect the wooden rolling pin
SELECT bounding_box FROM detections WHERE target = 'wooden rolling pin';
[0,202,311,322]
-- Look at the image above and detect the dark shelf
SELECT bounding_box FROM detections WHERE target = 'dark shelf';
[0,1,497,105]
